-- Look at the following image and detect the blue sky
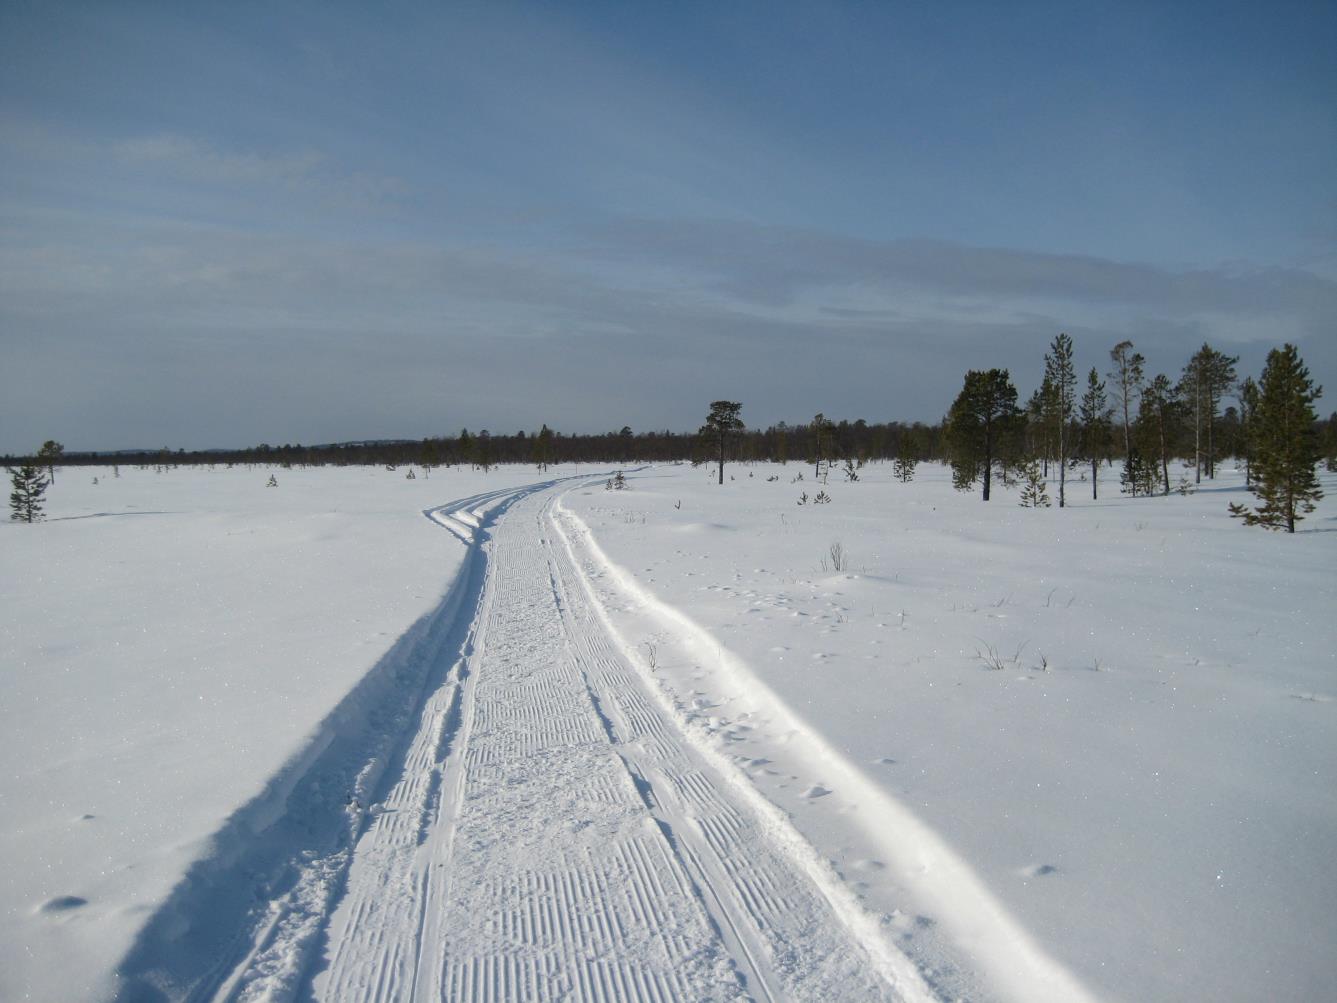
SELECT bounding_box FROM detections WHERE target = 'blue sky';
[2,1,1334,451]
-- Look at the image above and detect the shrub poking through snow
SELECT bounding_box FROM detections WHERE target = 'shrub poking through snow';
[821,542,847,572]
[266,474,278,488]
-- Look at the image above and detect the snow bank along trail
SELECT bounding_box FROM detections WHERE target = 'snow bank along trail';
[552,494,1104,1003]
[116,477,930,1001]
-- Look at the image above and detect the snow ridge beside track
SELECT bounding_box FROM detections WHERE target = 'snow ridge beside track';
[553,493,1103,1003]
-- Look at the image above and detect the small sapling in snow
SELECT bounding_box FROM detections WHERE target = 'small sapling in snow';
[1018,461,1051,507]
[8,462,48,522]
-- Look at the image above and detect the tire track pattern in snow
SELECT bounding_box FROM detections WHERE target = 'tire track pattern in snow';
[118,478,923,1001]
[543,497,904,1002]
[312,483,915,1001]
[402,492,746,1002]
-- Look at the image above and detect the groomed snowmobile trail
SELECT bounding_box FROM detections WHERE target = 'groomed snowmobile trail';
[115,478,933,1003]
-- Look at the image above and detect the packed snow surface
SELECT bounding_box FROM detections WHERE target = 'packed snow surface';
[1,460,1333,1002]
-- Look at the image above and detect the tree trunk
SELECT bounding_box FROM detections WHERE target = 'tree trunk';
[1194,387,1202,484]
[1092,457,1098,500]
[718,437,724,485]
[1159,412,1170,495]
[1058,424,1066,508]
[1206,408,1215,479]
[982,422,993,501]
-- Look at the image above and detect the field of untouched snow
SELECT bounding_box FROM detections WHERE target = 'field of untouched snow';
[0,463,585,1003]
[562,460,1337,1003]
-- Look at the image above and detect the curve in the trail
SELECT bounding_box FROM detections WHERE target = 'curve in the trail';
[111,477,562,1003]
[113,473,941,1003]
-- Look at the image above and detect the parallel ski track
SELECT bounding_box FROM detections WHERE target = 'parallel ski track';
[197,477,913,1002]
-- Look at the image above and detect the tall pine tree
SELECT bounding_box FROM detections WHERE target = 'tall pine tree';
[1180,344,1238,483]
[1108,340,1145,479]
[1141,374,1179,495]
[1078,368,1111,499]
[701,401,744,485]
[1236,378,1259,486]
[1229,345,1323,532]
[37,440,63,485]
[1043,333,1076,507]
[946,369,1022,501]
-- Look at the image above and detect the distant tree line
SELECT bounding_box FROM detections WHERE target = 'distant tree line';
[2,419,946,474]
[8,339,1333,534]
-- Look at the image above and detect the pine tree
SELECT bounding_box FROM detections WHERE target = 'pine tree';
[1141,374,1179,495]
[1026,376,1056,478]
[37,440,64,485]
[945,369,1022,501]
[1018,460,1051,507]
[809,413,834,481]
[1228,345,1323,533]
[1120,444,1157,498]
[1323,412,1337,472]
[1108,341,1145,480]
[892,453,917,482]
[1078,368,1111,499]
[532,423,556,471]
[1043,333,1076,507]
[1237,377,1260,486]
[9,463,48,522]
[701,401,744,486]
[1180,344,1238,483]
[474,430,494,472]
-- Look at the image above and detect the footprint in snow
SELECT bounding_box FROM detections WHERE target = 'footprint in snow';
[1018,863,1059,878]
[800,785,832,799]
[40,896,88,914]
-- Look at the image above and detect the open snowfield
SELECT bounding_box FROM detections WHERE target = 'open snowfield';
[562,461,1337,1003]
[1,459,1333,1002]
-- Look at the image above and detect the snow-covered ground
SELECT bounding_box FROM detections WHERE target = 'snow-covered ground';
[562,460,1337,1003]
[2,459,1333,1002]
[0,464,581,1002]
